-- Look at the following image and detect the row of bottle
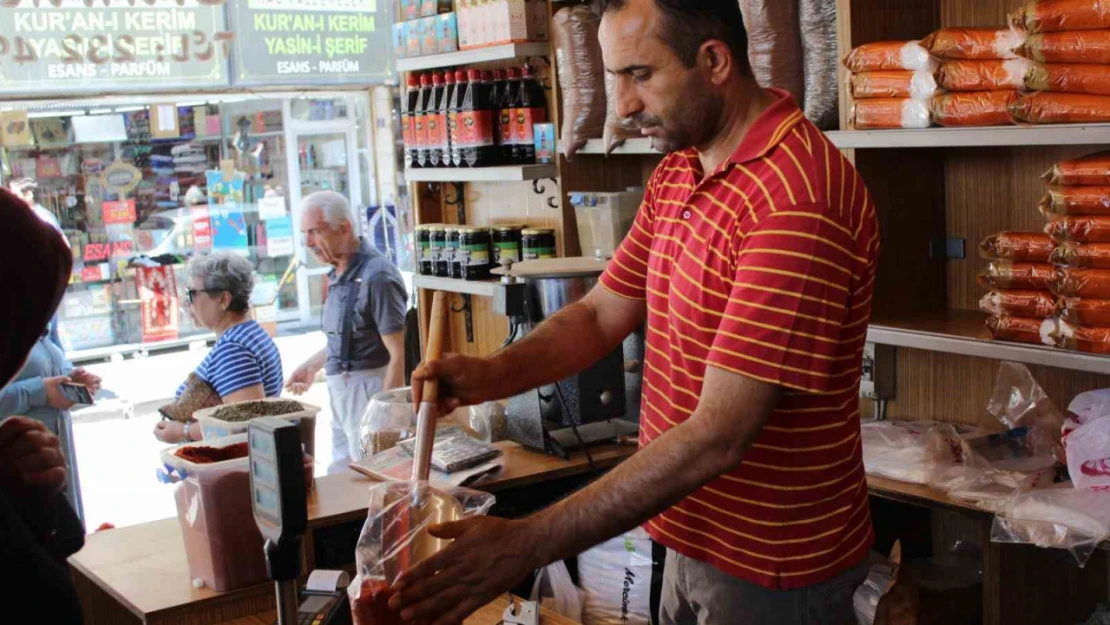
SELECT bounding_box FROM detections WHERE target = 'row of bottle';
[402,66,547,169]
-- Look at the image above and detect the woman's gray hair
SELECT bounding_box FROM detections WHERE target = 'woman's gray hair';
[303,190,355,229]
[188,251,255,314]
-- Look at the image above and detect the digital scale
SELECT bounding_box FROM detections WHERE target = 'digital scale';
[249,418,351,625]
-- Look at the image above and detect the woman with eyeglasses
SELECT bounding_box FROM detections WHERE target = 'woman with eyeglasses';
[152,251,284,444]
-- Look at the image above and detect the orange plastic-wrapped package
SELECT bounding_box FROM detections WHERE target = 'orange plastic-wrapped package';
[850,98,931,129]
[986,314,1057,345]
[1058,297,1110,326]
[1046,215,1110,242]
[1043,150,1110,186]
[1058,320,1110,353]
[930,91,1018,127]
[980,231,1057,262]
[1010,0,1110,33]
[919,28,1023,60]
[1053,267,1110,298]
[935,59,1031,91]
[1026,63,1110,96]
[1051,241,1110,268]
[1010,92,1110,123]
[978,261,1058,290]
[980,290,1058,318]
[1040,186,1110,215]
[849,71,937,99]
[843,41,937,73]
[1017,31,1110,64]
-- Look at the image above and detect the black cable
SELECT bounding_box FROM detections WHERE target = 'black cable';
[553,380,596,471]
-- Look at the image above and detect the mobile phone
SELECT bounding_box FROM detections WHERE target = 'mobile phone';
[60,383,94,406]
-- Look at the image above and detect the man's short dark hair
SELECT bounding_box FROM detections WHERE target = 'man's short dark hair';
[596,0,751,73]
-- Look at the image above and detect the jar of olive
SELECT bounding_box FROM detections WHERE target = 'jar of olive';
[459,227,493,280]
[522,228,556,260]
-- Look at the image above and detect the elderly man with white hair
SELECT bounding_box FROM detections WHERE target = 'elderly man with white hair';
[287,191,407,473]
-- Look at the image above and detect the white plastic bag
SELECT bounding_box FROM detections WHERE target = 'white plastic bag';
[992,481,1110,567]
[579,528,653,625]
[1067,417,1110,488]
[861,420,960,484]
[530,560,585,623]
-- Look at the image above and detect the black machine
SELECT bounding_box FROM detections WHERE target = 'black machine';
[249,418,351,625]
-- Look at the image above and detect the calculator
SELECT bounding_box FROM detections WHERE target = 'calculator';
[398,426,502,473]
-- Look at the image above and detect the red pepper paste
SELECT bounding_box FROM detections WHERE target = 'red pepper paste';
[175,442,250,464]
[351,578,403,625]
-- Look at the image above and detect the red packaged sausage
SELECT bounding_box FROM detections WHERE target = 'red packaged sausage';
[919,28,1024,60]
[1053,267,1110,298]
[1040,187,1110,216]
[1058,320,1110,353]
[850,98,932,129]
[930,91,1018,127]
[1059,298,1110,326]
[1017,31,1110,64]
[1045,216,1110,242]
[1010,92,1110,124]
[935,59,1031,91]
[980,232,1056,262]
[980,290,1058,318]
[1043,150,1110,186]
[1050,241,1110,268]
[978,261,1058,290]
[843,41,936,73]
[986,314,1057,345]
[1026,63,1110,96]
[849,71,937,99]
[1010,0,1110,33]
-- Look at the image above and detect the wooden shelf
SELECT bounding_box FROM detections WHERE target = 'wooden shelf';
[404,164,557,182]
[412,275,503,297]
[867,475,991,516]
[395,42,551,72]
[867,310,1110,374]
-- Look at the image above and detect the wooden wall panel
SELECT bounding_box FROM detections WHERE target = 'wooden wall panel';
[940,0,1023,28]
[850,0,939,45]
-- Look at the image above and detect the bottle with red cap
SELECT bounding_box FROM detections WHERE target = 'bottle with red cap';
[427,72,448,168]
[402,73,420,169]
[458,69,498,167]
[512,65,547,164]
[499,67,521,164]
[448,69,469,168]
[414,72,434,168]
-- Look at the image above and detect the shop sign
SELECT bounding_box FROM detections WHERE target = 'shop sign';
[264,215,295,257]
[228,0,394,87]
[84,240,132,263]
[101,199,136,225]
[101,161,143,195]
[0,0,231,96]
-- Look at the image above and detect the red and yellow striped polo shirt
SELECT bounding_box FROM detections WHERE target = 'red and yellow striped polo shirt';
[600,90,879,590]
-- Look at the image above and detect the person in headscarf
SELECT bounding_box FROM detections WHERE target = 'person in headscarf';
[0,186,84,623]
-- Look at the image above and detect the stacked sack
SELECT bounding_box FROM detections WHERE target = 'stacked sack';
[1044,151,1110,352]
[843,41,936,129]
[979,231,1059,345]
[923,28,1027,127]
[1010,0,1110,123]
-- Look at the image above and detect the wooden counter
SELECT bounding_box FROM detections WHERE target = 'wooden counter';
[70,440,636,625]
[215,595,578,625]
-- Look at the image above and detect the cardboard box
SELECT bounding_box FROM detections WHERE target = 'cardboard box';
[481,0,542,47]
[533,122,555,164]
[406,18,423,58]
[420,16,438,56]
[393,21,407,59]
[436,12,459,54]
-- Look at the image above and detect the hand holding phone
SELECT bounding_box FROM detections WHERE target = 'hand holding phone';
[59,383,94,407]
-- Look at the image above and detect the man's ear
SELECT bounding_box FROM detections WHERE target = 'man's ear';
[701,40,735,85]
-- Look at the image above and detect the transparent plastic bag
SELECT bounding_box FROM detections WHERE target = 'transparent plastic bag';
[1047,215,1110,243]
[1017,31,1110,64]
[850,98,932,129]
[1010,92,1110,124]
[849,71,937,100]
[1026,62,1110,96]
[1010,0,1110,34]
[935,59,1030,91]
[861,420,960,484]
[1051,241,1110,268]
[982,362,1064,465]
[843,41,937,73]
[979,290,1057,319]
[603,71,642,154]
[553,6,605,160]
[1053,266,1110,298]
[360,387,417,457]
[1059,320,1110,354]
[739,0,805,104]
[1043,150,1110,186]
[919,27,1023,60]
[468,401,508,443]
[799,0,839,129]
[530,560,585,622]
[979,231,1056,262]
[992,482,1110,566]
[1040,186,1110,216]
[348,482,496,624]
[1059,296,1110,326]
[986,314,1057,346]
[977,260,1057,290]
[929,91,1018,127]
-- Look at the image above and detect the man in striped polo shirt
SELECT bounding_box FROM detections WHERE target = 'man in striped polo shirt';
[394,1,879,623]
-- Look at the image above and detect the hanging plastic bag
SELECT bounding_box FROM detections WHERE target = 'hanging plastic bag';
[987,314,1057,346]
[348,482,496,625]
[603,71,642,155]
[1040,186,1110,216]
[992,482,1110,566]
[579,527,654,625]
[530,560,585,622]
[979,290,1057,319]
[1016,31,1110,64]
[1010,92,1110,124]
[979,231,1056,262]
[850,98,932,129]
[919,27,1024,60]
[739,0,805,105]
[1059,320,1110,353]
[1043,150,1110,186]
[1010,0,1110,34]
[553,6,606,160]
[1026,62,1110,96]
[849,71,937,99]
[1046,215,1110,242]
[935,59,1030,91]
[977,260,1057,290]
[1058,296,1110,326]
[929,91,1018,127]
[843,41,936,73]
[1053,266,1110,298]
[799,0,839,129]
[981,362,1065,467]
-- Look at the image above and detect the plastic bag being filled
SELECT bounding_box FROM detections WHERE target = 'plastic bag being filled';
[602,71,643,155]
[1016,31,1110,64]
[348,482,495,625]
[919,27,1024,60]
[553,6,605,160]
[1026,62,1110,96]
[929,91,1018,127]
[1043,150,1110,186]
[799,0,839,129]
[739,0,805,105]
[1010,92,1110,124]
[1010,0,1110,34]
